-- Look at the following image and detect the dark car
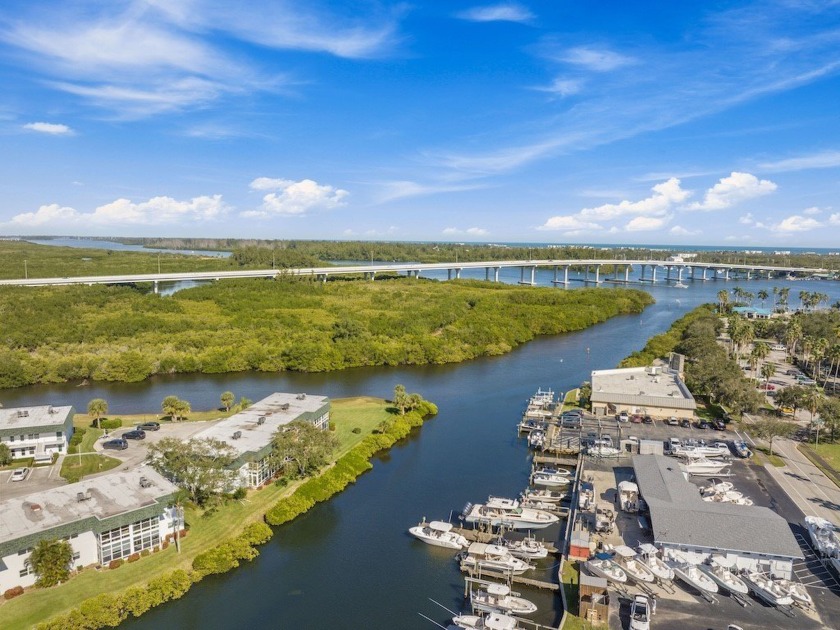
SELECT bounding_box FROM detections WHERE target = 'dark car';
[643,415,653,424]
[713,419,726,431]
[122,429,146,440]
[103,438,128,450]
[680,418,691,428]
[561,416,582,428]
[137,422,160,431]
[696,420,711,430]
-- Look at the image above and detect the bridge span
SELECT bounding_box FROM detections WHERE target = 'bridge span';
[0,259,829,291]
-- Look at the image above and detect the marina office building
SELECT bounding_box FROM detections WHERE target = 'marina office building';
[589,366,697,419]
[191,392,331,489]
[0,469,179,592]
[0,405,75,463]
[632,455,803,579]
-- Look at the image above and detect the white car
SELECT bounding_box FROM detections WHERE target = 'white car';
[10,467,29,482]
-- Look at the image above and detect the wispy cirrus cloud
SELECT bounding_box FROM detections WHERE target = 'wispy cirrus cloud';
[456,4,535,24]
[555,46,636,72]
[23,122,74,135]
[373,180,486,203]
[759,150,840,172]
[442,226,489,236]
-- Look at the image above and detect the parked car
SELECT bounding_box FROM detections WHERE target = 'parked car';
[103,438,128,450]
[771,344,786,351]
[797,377,817,386]
[666,416,679,426]
[10,467,29,482]
[786,369,802,376]
[760,383,776,391]
[631,414,643,424]
[561,415,582,428]
[122,429,146,440]
[680,418,692,428]
[780,407,795,416]
[696,420,711,430]
[617,411,629,423]
[643,415,653,424]
[137,421,160,431]
[713,419,726,431]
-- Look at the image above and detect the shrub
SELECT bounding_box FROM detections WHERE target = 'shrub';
[4,585,24,599]
[328,421,336,431]
[127,553,140,563]
[192,537,259,578]
[241,521,273,546]
[141,549,151,557]
[232,487,247,500]
[100,418,123,430]
[108,559,124,570]
[351,427,361,434]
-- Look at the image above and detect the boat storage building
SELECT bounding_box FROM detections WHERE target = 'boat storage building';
[632,454,802,579]
[590,366,696,419]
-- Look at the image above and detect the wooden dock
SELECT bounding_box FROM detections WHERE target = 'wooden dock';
[533,453,579,467]
[451,526,559,553]
[459,564,560,591]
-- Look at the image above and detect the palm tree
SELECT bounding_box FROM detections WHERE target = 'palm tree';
[221,391,235,412]
[761,362,776,390]
[772,286,778,310]
[757,289,769,308]
[778,287,790,312]
[812,338,828,382]
[752,341,770,371]
[785,320,803,356]
[87,399,108,429]
[799,290,809,311]
[804,387,824,425]
[717,290,729,314]
[826,343,840,382]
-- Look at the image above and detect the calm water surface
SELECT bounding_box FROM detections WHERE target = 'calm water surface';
[4,274,840,629]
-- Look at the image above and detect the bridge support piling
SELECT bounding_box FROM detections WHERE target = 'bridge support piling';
[594,265,601,284]
[650,266,657,283]
[448,269,452,281]
[494,267,500,282]
[665,265,672,282]
[153,281,159,295]
[624,266,630,283]
[530,266,536,285]
[640,264,646,282]
[455,268,462,280]
[485,267,490,281]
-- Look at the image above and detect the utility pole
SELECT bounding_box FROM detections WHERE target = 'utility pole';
[24,259,27,279]
[157,253,161,274]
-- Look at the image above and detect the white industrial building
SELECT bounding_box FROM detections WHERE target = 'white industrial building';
[191,392,331,489]
[0,405,75,464]
[0,468,179,592]
[632,455,803,579]
[590,366,696,419]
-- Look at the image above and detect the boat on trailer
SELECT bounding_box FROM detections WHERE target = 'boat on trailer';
[698,561,749,595]
[743,571,793,606]
[774,576,813,608]
[636,543,674,581]
[584,557,627,583]
[613,545,655,583]
[409,519,468,550]
[470,583,538,616]
[671,560,719,595]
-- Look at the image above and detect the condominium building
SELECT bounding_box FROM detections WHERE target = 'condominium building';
[0,405,75,464]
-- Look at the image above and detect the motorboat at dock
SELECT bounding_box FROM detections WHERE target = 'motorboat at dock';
[409,519,469,550]
[498,534,550,560]
[637,544,674,581]
[743,571,793,606]
[459,542,532,575]
[521,488,564,503]
[629,594,651,630]
[517,418,547,434]
[584,557,627,583]
[462,496,560,530]
[530,468,572,488]
[527,430,545,449]
[450,612,522,630]
[470,583,538,616]
[612,545,655,583]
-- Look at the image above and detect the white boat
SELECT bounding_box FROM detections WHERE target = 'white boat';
[578,483,594,510]
[618,481,639,513]
[673,443,729,459]
[674,282,688,289]
[585,558,627,583]
[528,430,545,449]
[698,562,749,595]
[463,497,559,530]
[451,612,521,630]
[501,535,549,560]
[521,488,563,503]
[594,502,615,534]
[733,440,752,458]
[531,470,571,487]
[629,594,651,630]
[744,572,793,606]
[517,418,546,433]
[519,498,557,512]
[637,543,674,581]
[700,480,734,497]
[613,545,655,583]
[459,543,532,575]
[774,577,813,608]
[701,490,753,506]
[471,583,538,616]
[588,445,621,458]
[409,519,468,550]
[804,515,840,556]
[672,561,719,594]
[681,456,730,476]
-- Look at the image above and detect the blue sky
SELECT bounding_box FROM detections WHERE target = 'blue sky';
[1,1,840,246]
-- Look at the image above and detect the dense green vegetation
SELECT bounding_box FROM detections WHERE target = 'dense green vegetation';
[0,278,652,388]
[620,304,718,368]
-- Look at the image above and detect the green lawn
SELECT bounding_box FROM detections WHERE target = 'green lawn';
[73,408,237,430]
[810,443,840,472]
[60,454,122,483]
[1,396,393,630]
[753,446,786,467]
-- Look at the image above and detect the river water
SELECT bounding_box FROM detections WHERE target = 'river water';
[3,273,840,629]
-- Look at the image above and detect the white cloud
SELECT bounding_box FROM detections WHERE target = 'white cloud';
[739,212,755,225]
[10,195,227,227]
[580,178,690,220]
[535,78,583,97]
[669,225,699,236]
[802,206,821,215]
[374,180,484,202]
[687,172,777,211]
[626,216,669,231]
[558,47,636,72]
[245,178,348,217]
[538,215,602,232]
[759,150,840,172]
[22,121,74,135]
[442,227,489,236]
[771,215,822,232]
[457,4,534,23]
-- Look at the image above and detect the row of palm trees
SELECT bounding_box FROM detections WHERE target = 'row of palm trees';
[718,287,831,312]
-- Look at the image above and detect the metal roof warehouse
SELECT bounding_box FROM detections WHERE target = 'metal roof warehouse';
[590,366,696,417]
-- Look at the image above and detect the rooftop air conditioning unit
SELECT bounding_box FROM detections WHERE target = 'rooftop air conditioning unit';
[280,403,290,411]
[17,410,29,417]
[48,406,57,414]
[257,417,266,425]
[628,375,635,381]
[296,393,306,400]
[139,476,153,488]
[232,431,242,440]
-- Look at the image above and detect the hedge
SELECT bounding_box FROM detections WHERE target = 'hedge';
[4,585,24,599]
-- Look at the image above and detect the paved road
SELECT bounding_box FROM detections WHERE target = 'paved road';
[765,437,840,528]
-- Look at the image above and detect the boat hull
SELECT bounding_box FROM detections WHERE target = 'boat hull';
[408,526,466,550]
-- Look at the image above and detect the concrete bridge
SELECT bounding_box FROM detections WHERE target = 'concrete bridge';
[0,259,829,292]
